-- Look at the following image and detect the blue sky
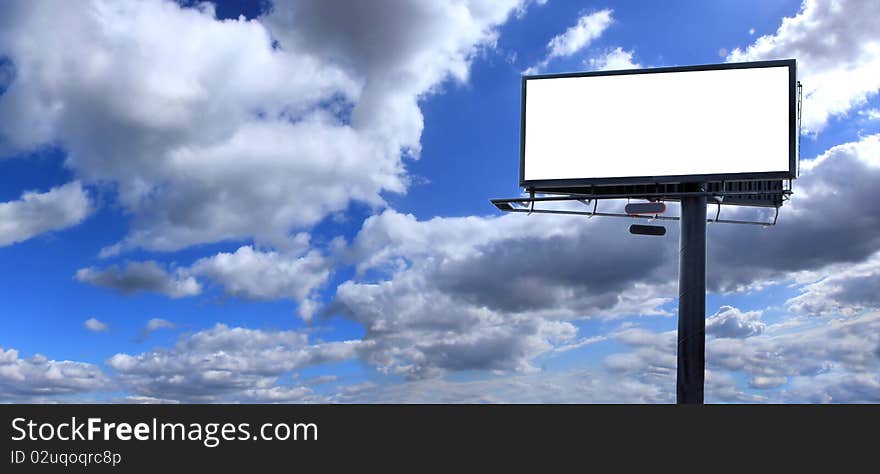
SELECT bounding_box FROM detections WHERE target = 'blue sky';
[1,0,879,403]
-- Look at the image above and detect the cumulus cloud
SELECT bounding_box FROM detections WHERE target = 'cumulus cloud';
[5,1,880,405]
[710,312,880,401]
[345,208,674,317]
[324,126,880,380]
[786,252,880,317]
[784,369,880,403]
[526,9,614,74]
[108,323,359,402]
[727,0,880,133]
[78,241,333,320]
[336,276,579,379]
[586,46,640,71]
[0,0,537,254]
[0,181,91,247]
[75,261,201,298]
[135,318,176,342]
[145,318,174,331]
[0,0,356,252]
[706,306,765,338]
[707,134,880,291]
[326,130,880,384]
[84,318,109,333]
[0,348,108,401]
[189,245,331,320]
[266,0,535,150]
[331,209,676,379]
[606,309,880,402]
[604,327,676,388]
[304,1,880,394]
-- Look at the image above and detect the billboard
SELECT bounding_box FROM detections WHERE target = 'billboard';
[521,60,797,189]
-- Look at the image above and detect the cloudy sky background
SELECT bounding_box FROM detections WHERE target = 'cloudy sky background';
[1,0,879,403]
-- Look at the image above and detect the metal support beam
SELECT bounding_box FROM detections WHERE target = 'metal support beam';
[677,185,707,404]
[490,200,780,227]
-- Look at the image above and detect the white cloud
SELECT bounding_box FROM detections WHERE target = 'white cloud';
[344,209,676,319]
[0,0,540,256]
[858,108,880,120]
[75,261,201,298]
[0,0,537,254]
[606,309,880,402]
[706,306,765,338]
[709,312,880,400]
[78,240,333,320]
[0,347,108,401]
[332,209,675,379]
[784,369,880,403]
[514,0,549,19]
[586,46,640,71]
[327,131,880,385]
[604,328,676,387]
[335,275,580,379]
[800,130,880,171]
[547,9,614,58]
[0,181,91,247]
[189,244,331,321]
[786,252,880,317]
[145,318,175,332]
[84,318,109,333]
[135,317,176,343]
[526,9,614,74]
[727,0,880,133]
[707,133,880,291]
[108,323,359,402]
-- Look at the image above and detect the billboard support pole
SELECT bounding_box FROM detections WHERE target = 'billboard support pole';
[677,183,706,404]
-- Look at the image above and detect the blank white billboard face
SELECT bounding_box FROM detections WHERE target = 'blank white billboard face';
[522,64,793,184]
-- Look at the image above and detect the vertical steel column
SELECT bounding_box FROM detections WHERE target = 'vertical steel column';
[677,184,707,404]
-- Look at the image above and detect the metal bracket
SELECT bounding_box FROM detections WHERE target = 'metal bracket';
[491,194,784,227]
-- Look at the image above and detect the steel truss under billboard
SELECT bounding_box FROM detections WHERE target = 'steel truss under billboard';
[520,59,797,202]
